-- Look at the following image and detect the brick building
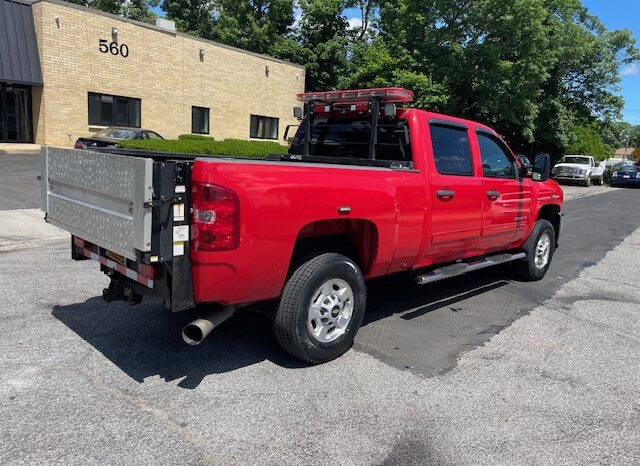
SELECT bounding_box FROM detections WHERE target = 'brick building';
[0,0,305,146]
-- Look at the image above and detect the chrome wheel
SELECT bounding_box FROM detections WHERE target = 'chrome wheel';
[534,232,551,270]
[307,278,354,343]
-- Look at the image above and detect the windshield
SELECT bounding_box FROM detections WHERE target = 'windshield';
[616,164,638,172]
[289,117,412,162]
[560,156,590,165]
[94,128,138,139]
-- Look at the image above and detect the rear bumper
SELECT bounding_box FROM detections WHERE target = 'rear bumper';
[611,178,640,187]
[72,236,156,289]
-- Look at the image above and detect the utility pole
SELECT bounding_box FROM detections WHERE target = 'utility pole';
[620,129,631,162]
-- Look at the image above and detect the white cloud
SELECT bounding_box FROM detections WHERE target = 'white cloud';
[621,63,639,76]
[347,17,362,30]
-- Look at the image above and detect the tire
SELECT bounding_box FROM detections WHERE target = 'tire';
[514,219,556,281]
[583,176,591,187]
[597,177,604,186]
[274,253,367,363]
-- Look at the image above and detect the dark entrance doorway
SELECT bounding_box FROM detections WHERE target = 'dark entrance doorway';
[0,83,33,143]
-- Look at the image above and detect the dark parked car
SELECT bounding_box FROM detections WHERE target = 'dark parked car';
[74,127,164,149]
[611,164,640,188]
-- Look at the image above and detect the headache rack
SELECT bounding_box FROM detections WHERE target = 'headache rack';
[274,87,415,169]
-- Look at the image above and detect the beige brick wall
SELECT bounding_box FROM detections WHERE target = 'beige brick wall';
[31,0,305,147]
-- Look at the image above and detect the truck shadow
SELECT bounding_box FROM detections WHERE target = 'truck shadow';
[52,265,512,389]
[363,266,511,326]
[52,298,304,389]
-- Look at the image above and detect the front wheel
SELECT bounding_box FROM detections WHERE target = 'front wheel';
[273,253,367,363]
[514,219,556,281]
[583,176,591,187]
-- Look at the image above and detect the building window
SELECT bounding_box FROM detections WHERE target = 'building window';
[88,92,140,127]
[191,106,210,134]
[250,115,278,140]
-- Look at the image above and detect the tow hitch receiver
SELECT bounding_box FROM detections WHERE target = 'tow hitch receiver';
[103,277,143,305]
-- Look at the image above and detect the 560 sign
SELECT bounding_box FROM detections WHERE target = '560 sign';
[99,39,129,58]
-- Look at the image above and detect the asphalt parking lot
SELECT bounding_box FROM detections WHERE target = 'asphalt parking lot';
[2,152,640,464]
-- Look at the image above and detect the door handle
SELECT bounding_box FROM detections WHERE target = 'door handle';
[437,189,455,200]
[486,190,501,200]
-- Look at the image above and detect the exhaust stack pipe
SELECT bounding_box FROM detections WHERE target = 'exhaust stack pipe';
[182,306,235,346]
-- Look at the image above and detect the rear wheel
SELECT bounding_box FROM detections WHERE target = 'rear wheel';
[274,253,366,363]
[514,219,556,281]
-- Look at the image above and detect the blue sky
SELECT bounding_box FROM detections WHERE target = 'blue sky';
[581,0,640,124]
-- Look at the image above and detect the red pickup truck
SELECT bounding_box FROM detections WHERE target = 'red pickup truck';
[42,87,563,363]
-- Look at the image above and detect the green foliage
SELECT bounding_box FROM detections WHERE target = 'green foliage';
[357,0,639,157]
[600,121,640,149]
[274,0,352,90]
[566,124,614,160]
[118,138,287,158]
[66,0,159,21]
[177,134,215,141]
[603,166,614,185]
[162,0,295,56]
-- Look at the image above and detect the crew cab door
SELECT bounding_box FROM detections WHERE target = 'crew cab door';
[475,130,532,251]
[419,121,485,265]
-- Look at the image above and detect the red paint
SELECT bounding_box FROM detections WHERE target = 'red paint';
[190,108,563,305]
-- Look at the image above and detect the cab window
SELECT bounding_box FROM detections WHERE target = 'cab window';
[478,133,516,178]
[429,124,473,176]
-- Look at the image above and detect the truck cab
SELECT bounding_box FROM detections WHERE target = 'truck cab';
[551,154,604,186]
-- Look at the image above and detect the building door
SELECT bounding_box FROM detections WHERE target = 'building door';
[0,84,33,143]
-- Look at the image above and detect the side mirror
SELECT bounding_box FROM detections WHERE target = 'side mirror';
[519,163,530,178]
[283,124,299,141]
[532,152,551,182]
[293,107,303,119]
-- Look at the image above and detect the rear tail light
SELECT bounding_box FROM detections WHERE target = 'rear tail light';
[191,182,239,251]
[74,142,86,149]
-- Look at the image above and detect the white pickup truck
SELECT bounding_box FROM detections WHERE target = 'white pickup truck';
[551,155,605,187]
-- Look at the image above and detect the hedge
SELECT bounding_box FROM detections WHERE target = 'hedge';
[118,138,288,158]
[177,134,214,141]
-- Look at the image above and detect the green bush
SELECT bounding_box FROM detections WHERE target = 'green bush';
[603,166,614,185]
[178,134,215,141]
[118,137,287,158]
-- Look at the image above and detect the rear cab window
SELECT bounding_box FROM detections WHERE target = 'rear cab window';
[289,115,413,163]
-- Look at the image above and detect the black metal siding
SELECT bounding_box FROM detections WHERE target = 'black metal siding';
[0,0,42,85]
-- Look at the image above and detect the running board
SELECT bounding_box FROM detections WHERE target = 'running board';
[415,252,526,285]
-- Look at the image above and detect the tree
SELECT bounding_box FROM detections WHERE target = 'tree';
[162,0,295,56]
[566,124,614,159]
[67,0,159,21]
[600,121,638,148]
[342,0,639,157]
[160,0,215,38]
[280,0,352,91]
